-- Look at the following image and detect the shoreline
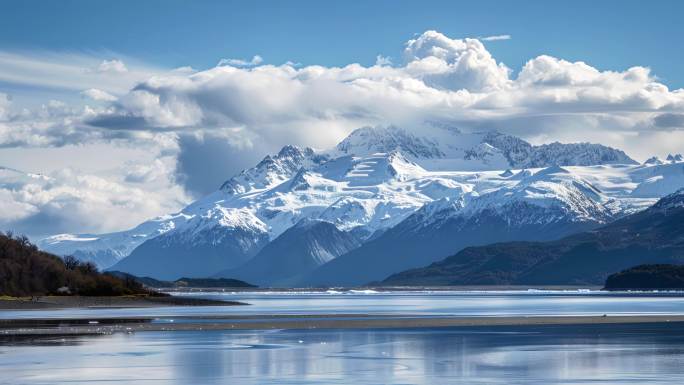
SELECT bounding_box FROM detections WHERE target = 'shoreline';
[0,295,247,310]
[3,314,684,336]
[163,285,605,293]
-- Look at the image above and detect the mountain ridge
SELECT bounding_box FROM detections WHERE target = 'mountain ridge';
[298,165,617,287]
[381,189,684,286]
[33,125,682,283]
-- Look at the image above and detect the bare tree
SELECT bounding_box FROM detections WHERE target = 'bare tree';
[63,255,80,270]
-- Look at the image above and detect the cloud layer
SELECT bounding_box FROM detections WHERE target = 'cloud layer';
[90,30,684,155]
[0,159,188,239]
[1,30,684,237]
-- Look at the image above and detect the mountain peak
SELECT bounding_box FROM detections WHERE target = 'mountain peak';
[277,144,314,159]
[667,154,684,163]
[40,126,666,279]
[220,144,327,194]
[334,126,444,159]
[333,125,637,172]
[651,188,684,211]
[644,156,665,165]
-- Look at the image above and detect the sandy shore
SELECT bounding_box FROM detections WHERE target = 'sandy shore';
[3,314,684,336]
[0,295,246,310]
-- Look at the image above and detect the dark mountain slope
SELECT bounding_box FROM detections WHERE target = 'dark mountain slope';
[110,226,269,280]
[382,190,684,286]
[216,219,361,286]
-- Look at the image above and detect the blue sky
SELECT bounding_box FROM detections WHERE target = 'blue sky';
[1,0,683,238]
[1,0,683,87]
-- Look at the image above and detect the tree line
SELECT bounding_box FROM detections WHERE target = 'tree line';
[0,232,156,297]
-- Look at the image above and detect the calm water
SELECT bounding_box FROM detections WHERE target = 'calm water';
[3,289,684,320]
[3,291,684,384]
[3,323,684,384]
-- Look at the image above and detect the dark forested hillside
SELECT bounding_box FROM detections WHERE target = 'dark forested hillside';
[605,264,684,290]
[381,189,684,286]
[0,232,155,297]
[107,271,257,288]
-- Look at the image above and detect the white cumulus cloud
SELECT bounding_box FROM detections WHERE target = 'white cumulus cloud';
[2,30,684,237]
[0,158,188,239]
[81,30,684,162]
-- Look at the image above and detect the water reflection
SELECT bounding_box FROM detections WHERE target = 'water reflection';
[2,323,684,384]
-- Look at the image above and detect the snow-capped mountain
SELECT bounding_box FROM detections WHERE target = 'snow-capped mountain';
[36,145,326,270]
[333,126,636,171]
[110,209,270,280]
[667,154,684,163]
[643,153,683,166]
[38,214,189,269]
[482,132,637,168]
[109,149,445,278]
[381,188,684,287]
[0,165,189,268]
[37,125,684,283]
[299,165,618,286]
[220,145,329,195]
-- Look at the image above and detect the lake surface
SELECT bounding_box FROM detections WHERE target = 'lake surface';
[3,290,684,384]
[3,289,684,320]
[3,323,684,384]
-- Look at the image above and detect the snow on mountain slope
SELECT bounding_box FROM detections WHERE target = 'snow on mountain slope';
[232,149,446,238]
[335,126,445,159]
[333,126,510,171]
[38,125,681,278]
[630,161,684,198]
[381,189,684,287]
[36,145,325,270]
[482,132,637,169]
[109,210,270,280]
[38,214,189,269]
[460,166,612,223]
[563,160,684,213]
[334,126,637,171]
[299,165,618,287]
[219,145,329,195]
[299,159,684,287]
[107,149,470,278]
